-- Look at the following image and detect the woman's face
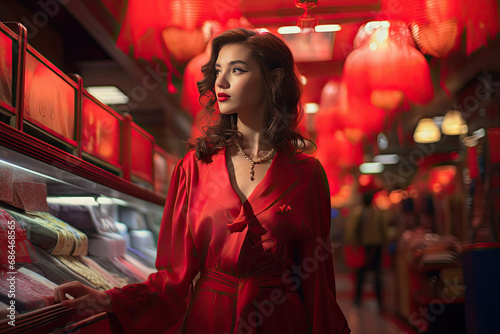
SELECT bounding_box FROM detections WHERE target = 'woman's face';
[214,43,267,116]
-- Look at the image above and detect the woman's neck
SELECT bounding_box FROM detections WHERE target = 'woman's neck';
[236,117,274,158]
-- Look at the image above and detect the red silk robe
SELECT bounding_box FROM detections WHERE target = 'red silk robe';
[105,147,350,334]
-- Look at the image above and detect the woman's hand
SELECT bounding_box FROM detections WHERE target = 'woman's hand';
[53,281,113,313]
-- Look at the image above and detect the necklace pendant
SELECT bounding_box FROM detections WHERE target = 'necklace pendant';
[250,163,255,181]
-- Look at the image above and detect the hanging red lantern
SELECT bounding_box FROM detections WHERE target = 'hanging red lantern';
[461,0,500,55]
[341,97,387,141]
[116,0,243,65]
[316,80,387,142]
[162,25,210,63]
[316,130,364,170]
[344,21,434,111]
[380,0,462,58]
[314,79,343,136]
[380,0,499,57]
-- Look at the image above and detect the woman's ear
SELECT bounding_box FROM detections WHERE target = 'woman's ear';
[270,68,285,92]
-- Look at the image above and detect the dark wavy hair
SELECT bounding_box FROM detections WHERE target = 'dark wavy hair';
[186,28,311,161]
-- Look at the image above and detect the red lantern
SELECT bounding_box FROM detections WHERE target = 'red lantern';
[316,130,364,170]
[380,0,462,58]
[316,80,387,141]
[314,79,343,136]
[380,0,499,56]
[116,0,242,64]
[343,21,434,110]
[462,0,500,55]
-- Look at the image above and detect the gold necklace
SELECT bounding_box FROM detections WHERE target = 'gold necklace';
[235,141,276,181]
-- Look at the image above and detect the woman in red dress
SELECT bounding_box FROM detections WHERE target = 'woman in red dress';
[54,28,349,334]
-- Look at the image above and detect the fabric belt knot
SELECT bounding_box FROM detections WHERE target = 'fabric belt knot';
[198,269,290,334]
[226,218,251,233]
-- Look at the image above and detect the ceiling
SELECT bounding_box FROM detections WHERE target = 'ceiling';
[3,0,500,160]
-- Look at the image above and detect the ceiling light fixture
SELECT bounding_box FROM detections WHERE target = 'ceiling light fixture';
[441,110,468,135]
[315,24,341,32]
[413,118,441,143]
[305,103,319,114]
[373,154,400,164]
[277,26,301,34]
[359,162,385,174]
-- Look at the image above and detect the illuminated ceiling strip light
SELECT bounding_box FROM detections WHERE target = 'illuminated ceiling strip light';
[373,154,400,164]
[0,159,72,185]
[278,25,341,35]
[97,197,129,206]
[47,196,99,206]
[87,86,129,105]
[359,162,384,174]
[47,196,131,207]
[305,103,319,114]
[315,24,341,32]
[278,26,301,34]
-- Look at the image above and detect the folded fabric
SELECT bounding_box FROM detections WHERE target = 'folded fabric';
[29,244,96,288]
[0,265,55,313]
[122,254,156,280]
[29,211,89,256]
[54,255,115,290]
[78,255,129,288]
[89,257,140,284]
[0,208,37,264]
[7,209,74,256]
[17,266,58,290]
[126,247,156,268]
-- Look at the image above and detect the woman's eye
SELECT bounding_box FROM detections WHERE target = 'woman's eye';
[215,69,221,76]
[233,68,246,73]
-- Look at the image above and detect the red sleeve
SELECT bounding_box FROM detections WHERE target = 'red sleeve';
[105,161,200,333]
[301,159,350,334]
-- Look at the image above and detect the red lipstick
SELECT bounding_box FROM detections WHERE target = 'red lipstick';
[218,93,230,102]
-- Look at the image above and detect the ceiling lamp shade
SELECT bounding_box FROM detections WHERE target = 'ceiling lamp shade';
[441,110,468,135]
[413,118,441,143]
[343,21,434,112]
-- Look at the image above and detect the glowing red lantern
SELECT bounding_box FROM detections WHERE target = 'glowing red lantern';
[429,165,457,195]
[462,0,500,55]
[380,0,462,58]
[316,130,364,170]
[314,79,343,136]
[316,80,387,142]
[343,21,434,110]
[380,0,499,57]
[116,0,242,64]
